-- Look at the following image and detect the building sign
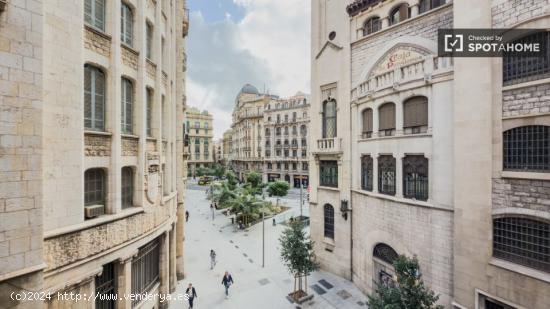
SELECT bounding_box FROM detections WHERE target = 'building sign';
[371,48,425,76]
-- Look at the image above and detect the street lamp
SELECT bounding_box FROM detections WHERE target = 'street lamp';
[262,192,266,268]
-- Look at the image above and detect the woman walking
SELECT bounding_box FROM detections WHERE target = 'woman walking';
[221,271,234,299]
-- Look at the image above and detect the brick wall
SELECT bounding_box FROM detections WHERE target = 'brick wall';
[84,134,111,156]
[493,178,550,212]
[122,136,138,157]
[122,45,139,70]
[0,0,44,278]
[491,0,548,28]
[84,27,111,58]
[502,84,550,117]
[351,7,453,86]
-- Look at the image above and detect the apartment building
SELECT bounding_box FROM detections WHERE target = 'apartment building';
[263,92,311,188]
[310,0,550,308]
[222,129,234,167]
[0,0,189,308]
[185,107,214,176]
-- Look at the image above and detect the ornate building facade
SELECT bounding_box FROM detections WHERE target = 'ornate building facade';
[222,129,234,167]
[0,0,189,308]
[185,107,214,176]
[263,92,311,188]
[310,0,550,308]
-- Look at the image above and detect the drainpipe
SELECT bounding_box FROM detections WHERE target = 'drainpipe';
[349,102,355,282]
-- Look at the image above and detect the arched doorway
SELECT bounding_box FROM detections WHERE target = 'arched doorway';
[372,243,398,287]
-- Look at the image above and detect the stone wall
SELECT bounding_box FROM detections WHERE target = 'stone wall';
[84,26,111,58]
[122,136,138,157]
[502,84,550,117]
[84,134,111,156]
[121,45,138,70]
[147,139,157,152]
[493,178,550,212]
[146,60,157,79]
[491,0,549,28]
[351,7,453,86]
[44,204,173,270]
[0,0,44,281]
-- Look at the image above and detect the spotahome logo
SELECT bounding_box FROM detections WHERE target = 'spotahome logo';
[438,29,548,57]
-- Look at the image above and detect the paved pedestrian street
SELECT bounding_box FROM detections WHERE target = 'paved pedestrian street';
[169,183,369,308]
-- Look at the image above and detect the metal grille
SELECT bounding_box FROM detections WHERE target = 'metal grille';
[493,217,550,273]
[85,169,105,206]
[403,155,429,201]
[322,100,337,138]
[95,262,116,309]
[320,161,338,187]
[132,238,160,306]
[373,243,398,265]
[324,204,335,239]
[121,167,133,209]
[503,31,550,86]
[378,156,395,195]
[361,155,373,191]
[503,125,549,172]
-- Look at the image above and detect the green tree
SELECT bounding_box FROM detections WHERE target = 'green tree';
[225,170,238,190]
[267,181,289,206]
[212,163,226,178]
[279,221,318,301]
[226,193,264,226]
[367,255,444,309]
[245,171,265,196]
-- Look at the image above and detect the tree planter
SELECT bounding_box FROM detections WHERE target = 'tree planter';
[288,290,314,304]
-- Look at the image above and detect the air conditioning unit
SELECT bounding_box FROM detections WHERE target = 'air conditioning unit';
[85,205,105,219]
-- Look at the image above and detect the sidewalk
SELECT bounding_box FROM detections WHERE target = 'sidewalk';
[168,187,369,308]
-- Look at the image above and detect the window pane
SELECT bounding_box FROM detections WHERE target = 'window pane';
[503,126,549,172]
[324,204,334,239]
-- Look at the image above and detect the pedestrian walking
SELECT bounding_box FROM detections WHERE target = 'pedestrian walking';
[272,217,276,226]
[185,283,197,308]
[185,210,189,222]
[221,271,234,299]
[210,249,217,269]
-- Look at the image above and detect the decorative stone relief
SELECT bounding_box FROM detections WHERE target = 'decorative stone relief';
[84,134,111,156]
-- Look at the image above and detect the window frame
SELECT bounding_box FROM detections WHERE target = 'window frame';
[403,96,428,135]
[363,16,381,36]
[121,166,134,209]
[84,65,106,131]
[323,204,335,239]
[85,0,106,32]
[320,160,338,188]
[121,2,134,46]
[322,99,337,138]
[146,88,153,137]
[378,103,396,137]
[361,155,373,191]
[389,3,410,26]
[378,155,396,195]
[146,22,154,60]
[362,108,373,138]
[85,168,106,206]
[403,155,429,201]
[503,125,549,172]
[121,77,133,134]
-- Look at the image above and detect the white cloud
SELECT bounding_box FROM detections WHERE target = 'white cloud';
[187,1,311,139]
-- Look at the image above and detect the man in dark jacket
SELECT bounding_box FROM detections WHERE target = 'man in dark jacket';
[185,283,197,308]
[221,271,234,299]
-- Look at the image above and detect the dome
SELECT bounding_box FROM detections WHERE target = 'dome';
[240,84,259,95]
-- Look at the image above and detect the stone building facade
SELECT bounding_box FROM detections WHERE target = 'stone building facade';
[229,85,311,186]
[0,0,189,308]
[185,107,213,176]
[310,0,550,308]
[263,92,311,188]
[222,128,234,167]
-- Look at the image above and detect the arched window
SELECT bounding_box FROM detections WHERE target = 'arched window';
[503,31,550,85]
[322,99,337,138]
[493,217,549,272]
[84,65,106,131]
[361,155,373,191]
[84,168,106,219]
[265,128,270,136]
[503,125,549,172]
[284,139,289,146]
[121,167,134,209]
[146,22,154,59]
[363,17,381,36]
[362,108,373,138]
[389,3,410,25]
[403,155,429,201]
[379,103,396,136]
[378,155,396,195]
[121,3,134,46]
[403,96,428,134]
[373,243,398,287]
[324,204,335,239]
[121,78,133,134]
[84,0,105,31]
[419,0,445,14]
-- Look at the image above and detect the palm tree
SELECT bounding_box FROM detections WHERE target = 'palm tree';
[227,193,264,226]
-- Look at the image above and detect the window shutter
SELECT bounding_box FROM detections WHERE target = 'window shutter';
[404,97,428,127]
[95,0,105,31]
[363,109,373,132]
[94,69,105,130]
[399,4,408,21]
[84,66,92,129]
[84,0,93,25]
[379,103,395,130]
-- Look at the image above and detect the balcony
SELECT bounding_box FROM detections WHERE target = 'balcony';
[182,8,189,37]
[314,138,342,154]
[351,55,453,101]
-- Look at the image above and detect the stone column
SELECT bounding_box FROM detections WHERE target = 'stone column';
[373,155,379,193]
[116,256,133,309]
[411,4,420,17]
[176,205,185,279]
[381,17,389,29]
[159,231,170,308]
[169,224,177,292]
[395,154,404,198]
[372,104,379,138]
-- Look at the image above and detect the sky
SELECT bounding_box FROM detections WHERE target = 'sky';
[186,0,311,140]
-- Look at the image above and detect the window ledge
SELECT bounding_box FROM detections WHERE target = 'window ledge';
[121,43,139,55]
[352,189,453,212]
[489,258,550,284]
[44,207,144,239]
[502,77,550,92]
[84,24,111,40]
[146,58,157,67]
[323,238,335,246]
[121,134,139,139]
[147,137,157,141]
[501,171,550,181]
[318,185,339,192]
[358,132,432,142]
[85,130,112,137]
